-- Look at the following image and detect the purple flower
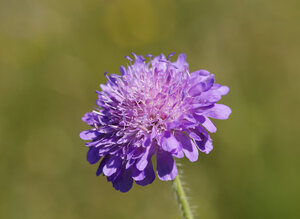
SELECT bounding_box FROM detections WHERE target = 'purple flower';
[80,53,231,192]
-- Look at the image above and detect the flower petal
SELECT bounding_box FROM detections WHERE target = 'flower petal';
[196,137,213,154]
[188,127,213,154]
[135,160,155,186]
[120,65,126,76]
[132,166,146,181]
[193,114,217,133]
[190,69,210,77]
[112,168,133,193]
[156,150,177,181]
[174,53,188,71]
[175,132,198,162]
[87,147,100,164]
[103,156,122,176]
[96,155,110,176]
[211,84,230,95]
[161,131,180,152]
[188,75,215,96]
[82,112,98,126]
[80,130,99,140]
[136,147,150,171]
[200,85,230,103]
[205,104,232,120]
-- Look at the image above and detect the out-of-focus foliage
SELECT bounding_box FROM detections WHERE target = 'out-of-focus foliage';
[0,0,299,218]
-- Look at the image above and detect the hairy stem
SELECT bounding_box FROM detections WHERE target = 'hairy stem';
[172,169,194,219]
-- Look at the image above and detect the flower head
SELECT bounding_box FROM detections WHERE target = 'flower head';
[80,53,231,192]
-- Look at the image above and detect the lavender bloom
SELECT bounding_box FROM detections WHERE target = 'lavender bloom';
[80,53,231,192]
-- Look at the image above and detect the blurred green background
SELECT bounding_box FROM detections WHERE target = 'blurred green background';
[1,0,300,218]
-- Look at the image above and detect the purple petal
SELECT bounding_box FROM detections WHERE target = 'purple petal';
[184,114,197,123]
[193,114,217,133]
[98,145,118,156]
[190,69,210,76]
[87,147,100,164]
[125,159,135,169]
[82,112,98,126]
[166,120,181,130]
[174,53,188,71]
[106,167,121,182]
[188,75,215,96]
[96,155,110,176]
[161,131,180,152]
[188,127,213,154]
[128,147,144,160]
[156,150,177,181]
[197,137,213,154]
[201,117,217,133]
[80,130,99,140]
[136,148,150,171]
[205,104,232,120]
[132,166,146,181]
[143,135,151,147]
[200,85,230,103]
[112,168,133,193]
[176,53,186,65]
[120,65,126,76]
[136,143,155,171]
[175,132,198,162]
[211,84,230,95]
[135,160,155,186]
[103,156,122,176]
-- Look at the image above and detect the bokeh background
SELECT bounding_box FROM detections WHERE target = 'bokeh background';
[1,0,300,218]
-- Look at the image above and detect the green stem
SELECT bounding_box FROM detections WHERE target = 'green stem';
[172,170,194,219]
